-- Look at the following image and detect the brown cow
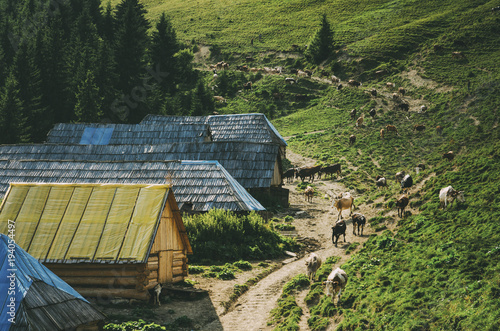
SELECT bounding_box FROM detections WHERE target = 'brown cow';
[436,125,443,134]
[349,134,356,145]
[332,196,355,220]
[321,164,342,179]
[386,82,395,89]
[398,87,406,96]
[443,151,455,162]
[396,194,409,218]
[305,253,322,281]
[356,116,364,127]
[380,128,385,139]
[348,79,361,87]
[386,125,399,135]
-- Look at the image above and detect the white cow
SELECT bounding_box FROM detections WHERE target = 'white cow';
[323,267,348,303]
[439,186,465,209]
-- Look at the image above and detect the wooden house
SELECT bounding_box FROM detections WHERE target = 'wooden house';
[0,159,265,213]
[0,234,105,330]
[0,183,192,301]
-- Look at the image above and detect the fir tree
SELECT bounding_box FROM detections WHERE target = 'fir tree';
[0,72,27,144]
[74,70,103,123]
[150,13,179,93]
[191,81,214,116]
[305,14,334,64]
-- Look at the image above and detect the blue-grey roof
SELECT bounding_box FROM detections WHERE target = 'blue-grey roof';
[141,113,288,147]
[0,234,105,330]
[46,123,211,145]
[0,159,265,212]
[0,142,279,189]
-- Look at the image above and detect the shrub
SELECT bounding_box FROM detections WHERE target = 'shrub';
[184,209,297,263]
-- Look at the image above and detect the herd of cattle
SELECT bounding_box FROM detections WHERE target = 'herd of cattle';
[287,162,465,305]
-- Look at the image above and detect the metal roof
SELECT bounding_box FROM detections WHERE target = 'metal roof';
[0,142,279,189]
[0,234,105,330]
[141,113,287,146]
[46,123,211,145]
[0,183,172,264]
[0,159,265,212]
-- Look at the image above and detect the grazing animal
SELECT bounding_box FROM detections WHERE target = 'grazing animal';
[398,102,410,111]
[376,176,387,189]
[386,82,395,89]
[350,108,357,120]
[443,151,455,162]
[400,174,413,192]
[285,77,296,84]
[337,84,343,90]
[370,89,377,96]
[392,92,400,101]
[296,165,322,182]
[452,51,465,59]
[331,75,340,83]
[323,268,348,304]
[304,186,315,202]
[414,124,426,132]
[349,134,356,145]
[493,6,500,12]
[436,125,443,134]
[213,96,226,103]
[243,81,252,90]
[332,219,347,247]
[398,87,406,96]
[396,194,409,217]
[222,62,229,70]
[417,163,426,170]
[356,116,364,127]
[348,79,361,87]
[385,124,399,135]
[369,108,376,118]
[420,105,428,113]
[153,283,162,306]
[321,163,342,179]
[351,213,366,236]
[282,168,296,183]
[332,196,355,220]
[439,186,465,209]
[375,69,386,76]
[305,253,322,281]
[380,128,385,139]
[297,70,308,78]
[395,170,406,183]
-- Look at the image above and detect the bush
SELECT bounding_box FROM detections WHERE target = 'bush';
[184,210,297,263]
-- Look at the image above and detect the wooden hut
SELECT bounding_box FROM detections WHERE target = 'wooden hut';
[0,159,265,213]
[0,183,192,301]
[0,234,105,330]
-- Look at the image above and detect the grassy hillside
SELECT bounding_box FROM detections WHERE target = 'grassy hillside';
[111,0,500,329]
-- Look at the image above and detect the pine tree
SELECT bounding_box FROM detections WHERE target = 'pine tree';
[305,14,334,64]
[191,81,214,116]
[74,70,103,122]
[101,1,115,41]
[150,13,179,93]
[114,0,150,122]
[0,72,27,144]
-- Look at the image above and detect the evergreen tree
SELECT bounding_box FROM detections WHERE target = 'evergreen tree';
[149,13,179,93]
[114,0,150,122]
[0,72,27,144]
[74,70,103,122]
[101,1,115,41]
[305,14,334,64]
[191,81,214,116]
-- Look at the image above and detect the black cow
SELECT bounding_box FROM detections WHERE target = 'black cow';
[332,219,346,247]
[282,168,296,183]
[321,164,341,179]
[296,165,322,182]
[351,213,366,236]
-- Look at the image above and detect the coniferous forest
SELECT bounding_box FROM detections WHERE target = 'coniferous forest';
[0,0,214,144]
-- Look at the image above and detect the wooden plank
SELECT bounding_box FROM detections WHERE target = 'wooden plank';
[74,287,150,301]
[60,276,144,287]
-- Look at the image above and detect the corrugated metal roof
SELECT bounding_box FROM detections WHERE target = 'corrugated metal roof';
[0,183,171,264]
[141,113,287,146]
[46,123,211,145]
[0,142,279,189]
[0,234,105,330]
[0,160,265,212]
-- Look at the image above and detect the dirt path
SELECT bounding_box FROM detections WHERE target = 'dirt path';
[200,150,381,330]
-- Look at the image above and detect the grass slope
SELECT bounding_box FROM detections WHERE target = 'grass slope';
[107,0,500,329]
